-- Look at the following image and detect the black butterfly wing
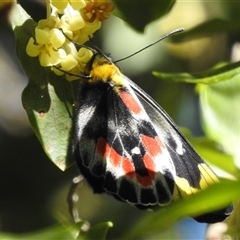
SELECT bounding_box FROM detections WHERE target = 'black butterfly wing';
[127,77,233,222]
[73,79,176,206]
[73,74,232,223]
[102,81,177,207]
[73,81,110,192]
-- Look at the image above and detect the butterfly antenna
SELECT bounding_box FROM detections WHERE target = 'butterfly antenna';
[114,28,184,63]
[88,37,113,62]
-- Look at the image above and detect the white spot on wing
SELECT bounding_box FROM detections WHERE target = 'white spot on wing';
[173,134,184,155]
[131,147,140,155]
[76,104,96,140]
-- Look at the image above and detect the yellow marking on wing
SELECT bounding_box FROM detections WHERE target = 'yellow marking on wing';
[198,163,219,188]
[174,163,219,198]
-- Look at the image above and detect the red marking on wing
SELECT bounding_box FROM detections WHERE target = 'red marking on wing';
[137,135,166,187]
[143,153,156,177]
[141,135,164,157]
[97,138,135,178]
[135,153,156,187]
[97,137,160,187]
[136,175,152,187]
[119,91,142,114]
[97,138,121,166]
[155,136,165,149]
[122,158,135,178]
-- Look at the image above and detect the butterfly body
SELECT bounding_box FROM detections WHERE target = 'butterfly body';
[72,53,233,222]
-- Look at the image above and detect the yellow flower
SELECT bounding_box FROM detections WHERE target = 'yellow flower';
[72,19,101,44]
[76,47,93,64]
[51,0,86,13]
[26,28,66,67]
[58,14,85,33]
[26,0,115,80]
[52,54,78,76]
[60,48,93,81]
[52,46,93,81]
[61,54,79,71]
[38,16,59,31]
[82,0,115,23]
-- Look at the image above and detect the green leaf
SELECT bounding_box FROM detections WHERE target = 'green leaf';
[12,4,74,170]
[198,73,240,168]
[8,2,31,29]
[153,61,240,84]
[0,221,112,240]
[0,223,84,240]
[123,179,239,239]
[112,0,176,32]
[170,18,240,42]
[80,222,113,240]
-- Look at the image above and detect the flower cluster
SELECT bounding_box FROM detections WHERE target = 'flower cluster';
[26,0,114,80]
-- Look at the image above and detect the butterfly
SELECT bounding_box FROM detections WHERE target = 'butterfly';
[71,31,233,223]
